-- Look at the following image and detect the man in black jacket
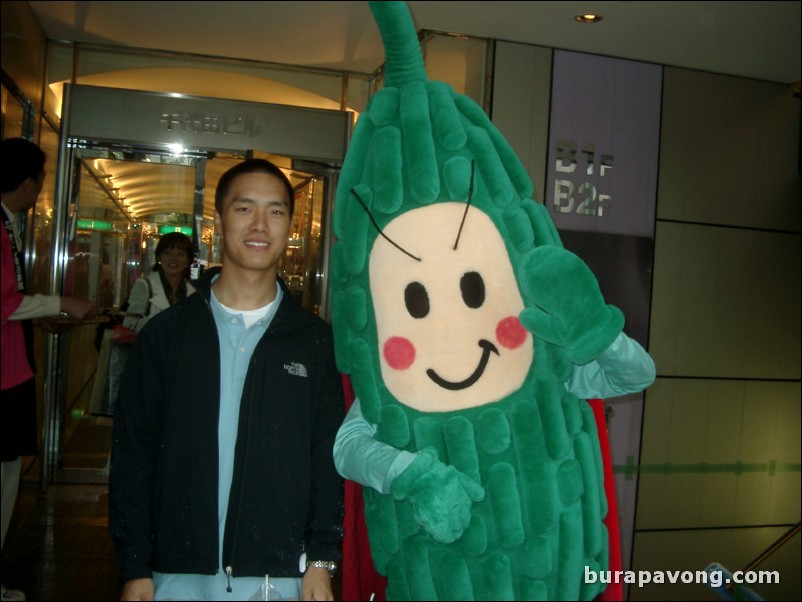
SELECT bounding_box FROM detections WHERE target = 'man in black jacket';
[109,158,344,601]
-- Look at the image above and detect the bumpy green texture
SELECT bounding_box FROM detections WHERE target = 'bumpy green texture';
[363,381,610,600]
[330,2,623,599]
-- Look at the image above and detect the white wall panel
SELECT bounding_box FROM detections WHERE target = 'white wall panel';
[491,41,551,202]
[650,222,800,379]
[658,69,800,232]
[637,378,800,529]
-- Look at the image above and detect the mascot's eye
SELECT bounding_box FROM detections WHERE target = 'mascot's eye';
[405,281,430,318]
[460,271,485,309]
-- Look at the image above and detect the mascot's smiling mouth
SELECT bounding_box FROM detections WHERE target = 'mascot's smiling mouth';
[426,339,500,390]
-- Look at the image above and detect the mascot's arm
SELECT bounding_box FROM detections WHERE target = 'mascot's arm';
[334,400,485,544]
[334,398,417,494]
[567,332,656,400]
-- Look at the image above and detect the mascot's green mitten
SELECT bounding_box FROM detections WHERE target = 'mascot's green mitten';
[390,447,485,544]
[329,1,643,600]
[519,246,624,365]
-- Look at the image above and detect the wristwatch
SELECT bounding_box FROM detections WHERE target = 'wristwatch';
[306,559,338,575]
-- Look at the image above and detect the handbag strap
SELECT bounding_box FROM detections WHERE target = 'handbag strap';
[142,275,153,316]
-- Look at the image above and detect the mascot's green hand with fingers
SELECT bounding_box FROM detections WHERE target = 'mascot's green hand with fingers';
[331,2,656,600]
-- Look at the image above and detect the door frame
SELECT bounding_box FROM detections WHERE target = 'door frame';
[40,84,353,486]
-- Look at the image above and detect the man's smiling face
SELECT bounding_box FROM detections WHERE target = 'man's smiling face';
[369,203,532,412]
[214,171,292,277]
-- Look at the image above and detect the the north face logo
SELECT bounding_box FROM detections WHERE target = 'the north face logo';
[284,362,308,377]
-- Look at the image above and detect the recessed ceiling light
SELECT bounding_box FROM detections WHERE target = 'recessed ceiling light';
[575,14,603,23]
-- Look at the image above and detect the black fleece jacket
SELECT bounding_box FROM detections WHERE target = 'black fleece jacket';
[109,270,344,582]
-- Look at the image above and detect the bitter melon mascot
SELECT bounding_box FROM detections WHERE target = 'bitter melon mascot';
[331,2,655,600]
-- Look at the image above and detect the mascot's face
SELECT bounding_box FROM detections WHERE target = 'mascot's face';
[370,202,532,412]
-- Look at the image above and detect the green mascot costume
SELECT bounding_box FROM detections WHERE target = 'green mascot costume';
[331,2,655,600]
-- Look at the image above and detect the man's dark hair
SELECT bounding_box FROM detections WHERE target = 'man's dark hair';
[1,137,46,193]
[214,158,294,217]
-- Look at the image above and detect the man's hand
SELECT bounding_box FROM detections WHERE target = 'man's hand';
[120,577,154,601]
[33,317,75,333]
[59,296,97,320]
[301,567,334,601]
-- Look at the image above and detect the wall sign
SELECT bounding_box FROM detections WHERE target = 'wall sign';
[64,84,351,163]
[546,51,662,238]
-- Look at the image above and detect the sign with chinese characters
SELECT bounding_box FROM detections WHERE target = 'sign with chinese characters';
[64,84,351,163]
[159,111,261,138]
[545,51,662,238]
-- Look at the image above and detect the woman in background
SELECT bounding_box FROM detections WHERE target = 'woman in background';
[124,232,196,332]
[91,232,196,416]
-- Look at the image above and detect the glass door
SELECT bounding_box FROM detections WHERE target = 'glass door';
[69,146,204,305]
[49,142,206,483]
[42,85,349,488]
[47,144,336,483]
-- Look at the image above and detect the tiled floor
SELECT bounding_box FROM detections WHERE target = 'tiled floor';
[2,415,121,601]
[2,413,344,601]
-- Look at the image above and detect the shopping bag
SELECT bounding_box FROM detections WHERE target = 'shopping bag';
[89,326,135,416]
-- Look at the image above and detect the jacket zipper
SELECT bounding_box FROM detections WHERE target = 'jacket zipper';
[222,354,258,590]
[226,565,233,593]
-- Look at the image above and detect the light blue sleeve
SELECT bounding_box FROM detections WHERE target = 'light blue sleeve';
[566,331,656,399]
[333,398,417,494]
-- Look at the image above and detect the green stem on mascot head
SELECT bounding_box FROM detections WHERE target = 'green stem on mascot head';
[370,1,427,88]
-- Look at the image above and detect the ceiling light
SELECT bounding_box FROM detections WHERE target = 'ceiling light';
[575,13,603,23]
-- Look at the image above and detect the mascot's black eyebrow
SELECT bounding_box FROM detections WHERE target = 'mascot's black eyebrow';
[350,161,474,261]
[453,160,475,251]
[350,188,422,261]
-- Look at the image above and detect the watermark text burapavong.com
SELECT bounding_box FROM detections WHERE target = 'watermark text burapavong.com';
[584,566,780,589]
